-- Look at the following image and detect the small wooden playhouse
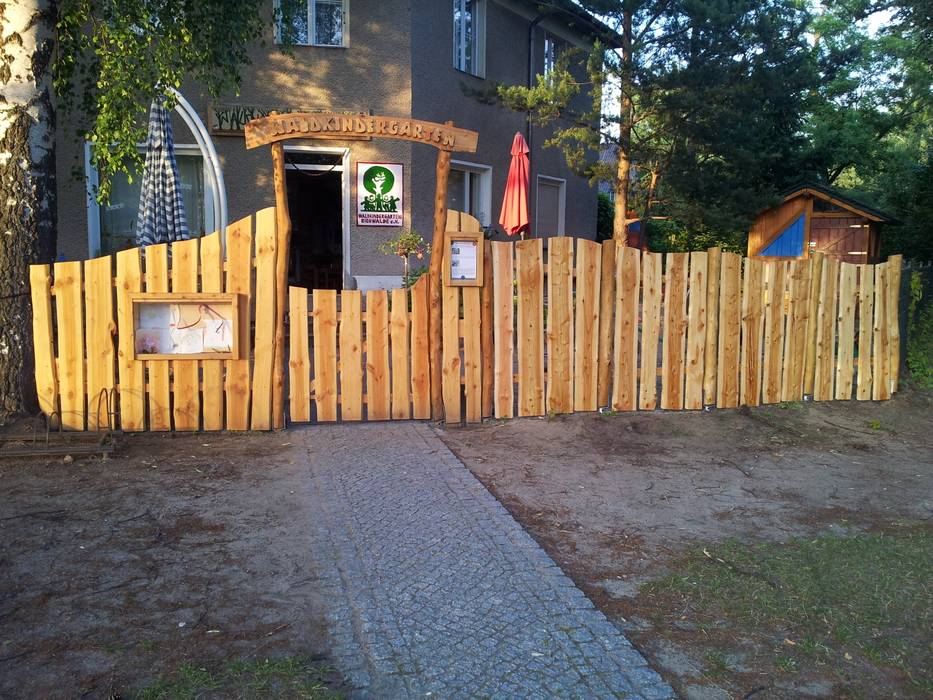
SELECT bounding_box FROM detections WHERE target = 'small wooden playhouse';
[747,183,895,264]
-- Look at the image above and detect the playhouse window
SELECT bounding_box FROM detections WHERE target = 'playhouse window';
[279,0,346,47]
[453,0,486,77]
[543,34,558,76]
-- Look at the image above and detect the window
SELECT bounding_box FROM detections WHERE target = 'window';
[543,34,557,76]
[453,0,485,77]
[448,161,492,226]
[536,176,566,237]
[86,144,213,257]
[278,0,346,47]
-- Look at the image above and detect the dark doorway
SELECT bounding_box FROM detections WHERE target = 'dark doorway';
[286,163,343,290]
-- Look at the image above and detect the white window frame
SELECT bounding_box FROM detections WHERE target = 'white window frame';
[283,145,352,288]
[450,160,492,227]
[452,0,486,78]
[85,142,215,258]
[536,175,566,237]
[275,0,348,48]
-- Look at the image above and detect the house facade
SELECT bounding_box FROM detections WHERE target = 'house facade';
[55,0,610,290]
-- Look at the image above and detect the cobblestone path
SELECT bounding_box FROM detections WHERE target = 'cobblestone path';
[298,422,673,699]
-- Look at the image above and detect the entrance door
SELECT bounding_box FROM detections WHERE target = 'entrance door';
[285,150,345,290]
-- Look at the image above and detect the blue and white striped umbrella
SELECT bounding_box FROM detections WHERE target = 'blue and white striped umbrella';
[135,98,189,247]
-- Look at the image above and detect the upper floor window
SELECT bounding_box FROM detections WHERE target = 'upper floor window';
[543,34,557,76]
[279,0,347,47]
[453,0,485,77]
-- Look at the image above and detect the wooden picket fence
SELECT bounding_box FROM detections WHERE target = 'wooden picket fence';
[289,242,903,424]
[29,204,902,432]
[29,208,281,432]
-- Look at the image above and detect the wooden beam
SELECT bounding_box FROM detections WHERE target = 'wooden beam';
[271,141,292,429]
[245,113,478,153]
[429,125,453,418]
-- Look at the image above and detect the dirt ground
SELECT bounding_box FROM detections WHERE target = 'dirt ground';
[0,431,343,698]
[437,391,933,700]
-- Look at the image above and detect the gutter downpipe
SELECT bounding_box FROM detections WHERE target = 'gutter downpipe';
[166,87,229,244]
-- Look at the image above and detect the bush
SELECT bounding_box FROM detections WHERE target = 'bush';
[906,271,933,389]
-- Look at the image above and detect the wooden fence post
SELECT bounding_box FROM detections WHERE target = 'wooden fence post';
[428,126,453,420]
[703,247,721,406]
[803,251,824,398]
[271,141,292,429]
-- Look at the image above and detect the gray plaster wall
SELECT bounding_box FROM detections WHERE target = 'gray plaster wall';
[55,0,598,277]
[411,0,598,243]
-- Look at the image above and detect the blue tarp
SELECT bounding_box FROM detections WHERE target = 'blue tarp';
[759,214,804,256]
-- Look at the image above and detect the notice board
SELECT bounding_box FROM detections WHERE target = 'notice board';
[130,293,240,360]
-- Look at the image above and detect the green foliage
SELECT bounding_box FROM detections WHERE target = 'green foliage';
[596,193,613,243]
[377,230,429,285]
[54,0,295,201]
[906,285,933,389]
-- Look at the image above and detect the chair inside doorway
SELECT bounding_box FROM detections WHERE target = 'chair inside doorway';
[286,150,344,290]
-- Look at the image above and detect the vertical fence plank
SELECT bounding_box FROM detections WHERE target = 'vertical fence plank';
[390,287,411,420]
[340,290,364,420]
[200,232,225,430]
[547,237,574,414]
[225,215,253,431]
[574,239,601,412]
[171,238,201,431]
[463,287,482,423]
[54,261,85,430]
[30,265,59,423]
[872,262,891,401]
[481,241,495,418]
[835,263,858,400]
[115,249,145,430]
[684,252,708,410]
[366,289,391,420]
[639,252,662,410]
[814,258,840,401]
[517,239,544,417]
[597,240,616,407]
[289,286,311,422]
[84,255,115,430]
[442,285,462,423]
[887,255,902,393]
[740,258,765,407]
[144,244,171,430]
[661,253,688,410]
[410,277,431,419]
[492,242,514,419]
[612,247,640,411]
[781,259,811,401]
[803,253,825,397]
[761,261,787,404]
[716,253,742,408]
[313,289,339,421]
[251,208,278,430]
[856,264,874,400]
[703,247,722,406]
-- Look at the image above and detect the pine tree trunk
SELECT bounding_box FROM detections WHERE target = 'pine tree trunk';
[612,9,634,246]
[0,1,57,424]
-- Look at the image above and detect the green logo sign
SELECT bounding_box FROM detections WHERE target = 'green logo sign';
[361,165,399,213]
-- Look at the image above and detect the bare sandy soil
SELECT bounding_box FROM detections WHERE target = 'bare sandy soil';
[0,431,342,698]
[436,391,933,699]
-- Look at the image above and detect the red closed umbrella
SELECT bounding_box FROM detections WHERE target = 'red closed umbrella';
[498,132,531,238]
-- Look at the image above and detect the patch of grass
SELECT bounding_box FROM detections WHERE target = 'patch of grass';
[777,401,803,410]
[868,419,883,431]
[645,529,932,688]
[135,657,341,700]
[703,651,731,678]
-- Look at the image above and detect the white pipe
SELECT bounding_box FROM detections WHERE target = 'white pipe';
[167,88,228,237]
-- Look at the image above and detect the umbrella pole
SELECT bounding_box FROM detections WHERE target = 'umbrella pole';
[271,141,292,430]
[428,129,453,420]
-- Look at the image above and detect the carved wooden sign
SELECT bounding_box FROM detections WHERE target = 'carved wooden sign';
[245,112,478,153]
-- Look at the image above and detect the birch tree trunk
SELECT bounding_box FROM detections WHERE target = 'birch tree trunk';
[0,0,57,423]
